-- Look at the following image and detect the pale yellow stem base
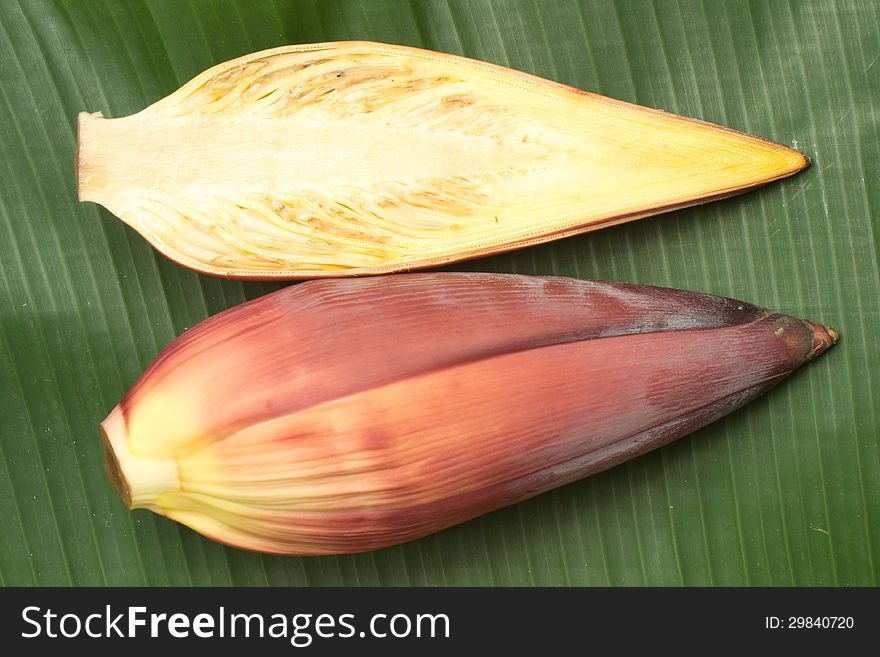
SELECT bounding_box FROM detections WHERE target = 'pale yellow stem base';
[100,406,180,513]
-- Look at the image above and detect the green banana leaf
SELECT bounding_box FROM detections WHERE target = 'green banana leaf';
[1,0,877,586]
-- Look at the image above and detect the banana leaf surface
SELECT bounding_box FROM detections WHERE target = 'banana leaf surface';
[0,0,877,585]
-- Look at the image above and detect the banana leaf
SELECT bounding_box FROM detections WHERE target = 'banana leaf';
[0,0,877,586]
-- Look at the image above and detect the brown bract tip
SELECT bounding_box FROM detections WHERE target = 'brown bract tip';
[826,326,840,344]
[808,322,839,360]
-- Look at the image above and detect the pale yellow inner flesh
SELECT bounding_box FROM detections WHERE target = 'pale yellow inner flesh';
[78,42,805,277]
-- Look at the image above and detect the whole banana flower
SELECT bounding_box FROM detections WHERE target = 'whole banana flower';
[101,273,836,555]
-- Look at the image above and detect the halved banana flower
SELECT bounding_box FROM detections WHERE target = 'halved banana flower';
[77,41,808,279]
[101,273,836,555]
